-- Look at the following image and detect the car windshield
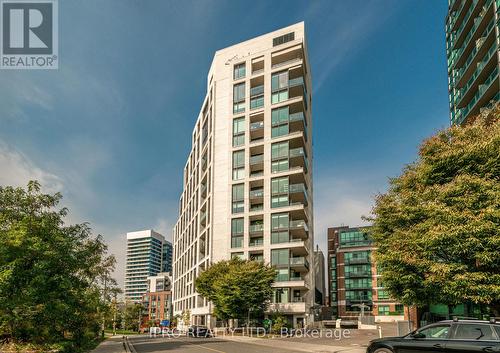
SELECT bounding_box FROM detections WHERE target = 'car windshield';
[417,325,450,339]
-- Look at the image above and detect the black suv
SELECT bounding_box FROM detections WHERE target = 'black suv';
[367,319,500,352]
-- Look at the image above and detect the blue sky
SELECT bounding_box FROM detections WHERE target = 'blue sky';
[0,0,449,286]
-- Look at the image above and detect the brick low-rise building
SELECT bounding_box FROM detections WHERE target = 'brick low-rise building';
[327,225,404,322]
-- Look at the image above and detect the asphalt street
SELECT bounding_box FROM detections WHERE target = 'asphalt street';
[127,334,369,353]
[128,335,305,353]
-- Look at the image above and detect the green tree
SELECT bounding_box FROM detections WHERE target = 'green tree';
[368,105,500,316]
[123,303,144,331]
[195,258,276,324]
[0,181,118,350]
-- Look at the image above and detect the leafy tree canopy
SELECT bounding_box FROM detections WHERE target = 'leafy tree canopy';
[369,105,500,315]
[195,258,276,322]
[0,181,118,349]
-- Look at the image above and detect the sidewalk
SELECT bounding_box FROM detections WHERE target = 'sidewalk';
[90,336,126,353]
[221,334,366,353]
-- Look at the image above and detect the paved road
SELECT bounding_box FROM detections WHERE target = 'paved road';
[129,335,306,353]
[128,334,367,353]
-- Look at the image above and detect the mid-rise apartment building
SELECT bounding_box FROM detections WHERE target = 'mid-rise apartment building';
[172,22,314,328]
[327,226,404,321]
[141,272,172,327]
[446,0,500,125]
[313,246,326,306]
[125,230,172,302]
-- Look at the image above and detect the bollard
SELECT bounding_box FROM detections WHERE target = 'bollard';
[377,325,382,338]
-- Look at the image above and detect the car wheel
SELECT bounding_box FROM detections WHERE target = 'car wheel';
[374,349,394,353]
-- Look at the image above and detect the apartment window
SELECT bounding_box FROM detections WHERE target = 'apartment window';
[344,251,371,264]
[232,150,245,180]
[233,117,245,147]
[271,177,289,208]
[378,290,390,300]
[345,290,372,301]
[233,83,245,113]
[340,230,372,247]
[231,218,243,248]
[273,32,295,47]
[250,84,264,110]
[271,212,289,244]
[378,305,390,316]
[271,71,288,104]
[271,106,289,138]
[345,278,372,289]
[274,288,289,303]
[271,249,289,266]
[395,304,404,315]
[275,268,289,281]
[233,63,246,80]
[271,141,289,173]
[345,264,371,277]
[232,184,244,213]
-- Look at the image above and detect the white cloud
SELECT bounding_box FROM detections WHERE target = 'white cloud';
[0,142,63,193]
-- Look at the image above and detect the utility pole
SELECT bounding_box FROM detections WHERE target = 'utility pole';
[101,276,107,338]
[112,293,117,336]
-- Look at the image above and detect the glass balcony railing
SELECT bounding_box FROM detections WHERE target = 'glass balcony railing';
[289,111,305,124]
[250,85,264,97]
[249,224,264,233]
[249,188,264,198]
[345,257,370,265]
[457,43,497,104]
[250,154,264,165]
[345,271,372,278]
[289,276,305,281]
[289,183,307,194]
[250,121,264,130]
[249,238,263,247]
[290,220,308,231]
[289,76,304,88]
[454,0,479,45]
[291,297,306,303]
[289,147,306,158]
[250,96,264,110]
[455,18,495,84]
[290,257,309,268]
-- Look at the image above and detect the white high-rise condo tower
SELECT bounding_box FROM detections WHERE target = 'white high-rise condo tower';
[125,229,172,302]
[173,22,314,328]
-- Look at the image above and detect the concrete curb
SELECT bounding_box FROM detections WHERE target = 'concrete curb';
[123,337,136,353]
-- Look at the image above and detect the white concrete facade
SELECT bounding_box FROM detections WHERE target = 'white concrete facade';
[173,22,314,328]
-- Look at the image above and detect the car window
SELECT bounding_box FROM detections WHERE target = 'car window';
[453,324,495,340]
[494,326,500,340]
[418,324,450,339]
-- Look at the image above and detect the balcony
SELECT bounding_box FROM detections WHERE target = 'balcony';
[289,219,309,238]
[249,237,264,247]
[250,85,264,97]
[268,301,306,314]
[249,188,264,199]
[345,271,372,278]
[249,223,264,235]
[345,257,370,265]
[249,154,264,173]
[289,183,308,206]
[290,256,309,271]
[250,121,264,131]
[273,277,308,289]
[454,0,481,48]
